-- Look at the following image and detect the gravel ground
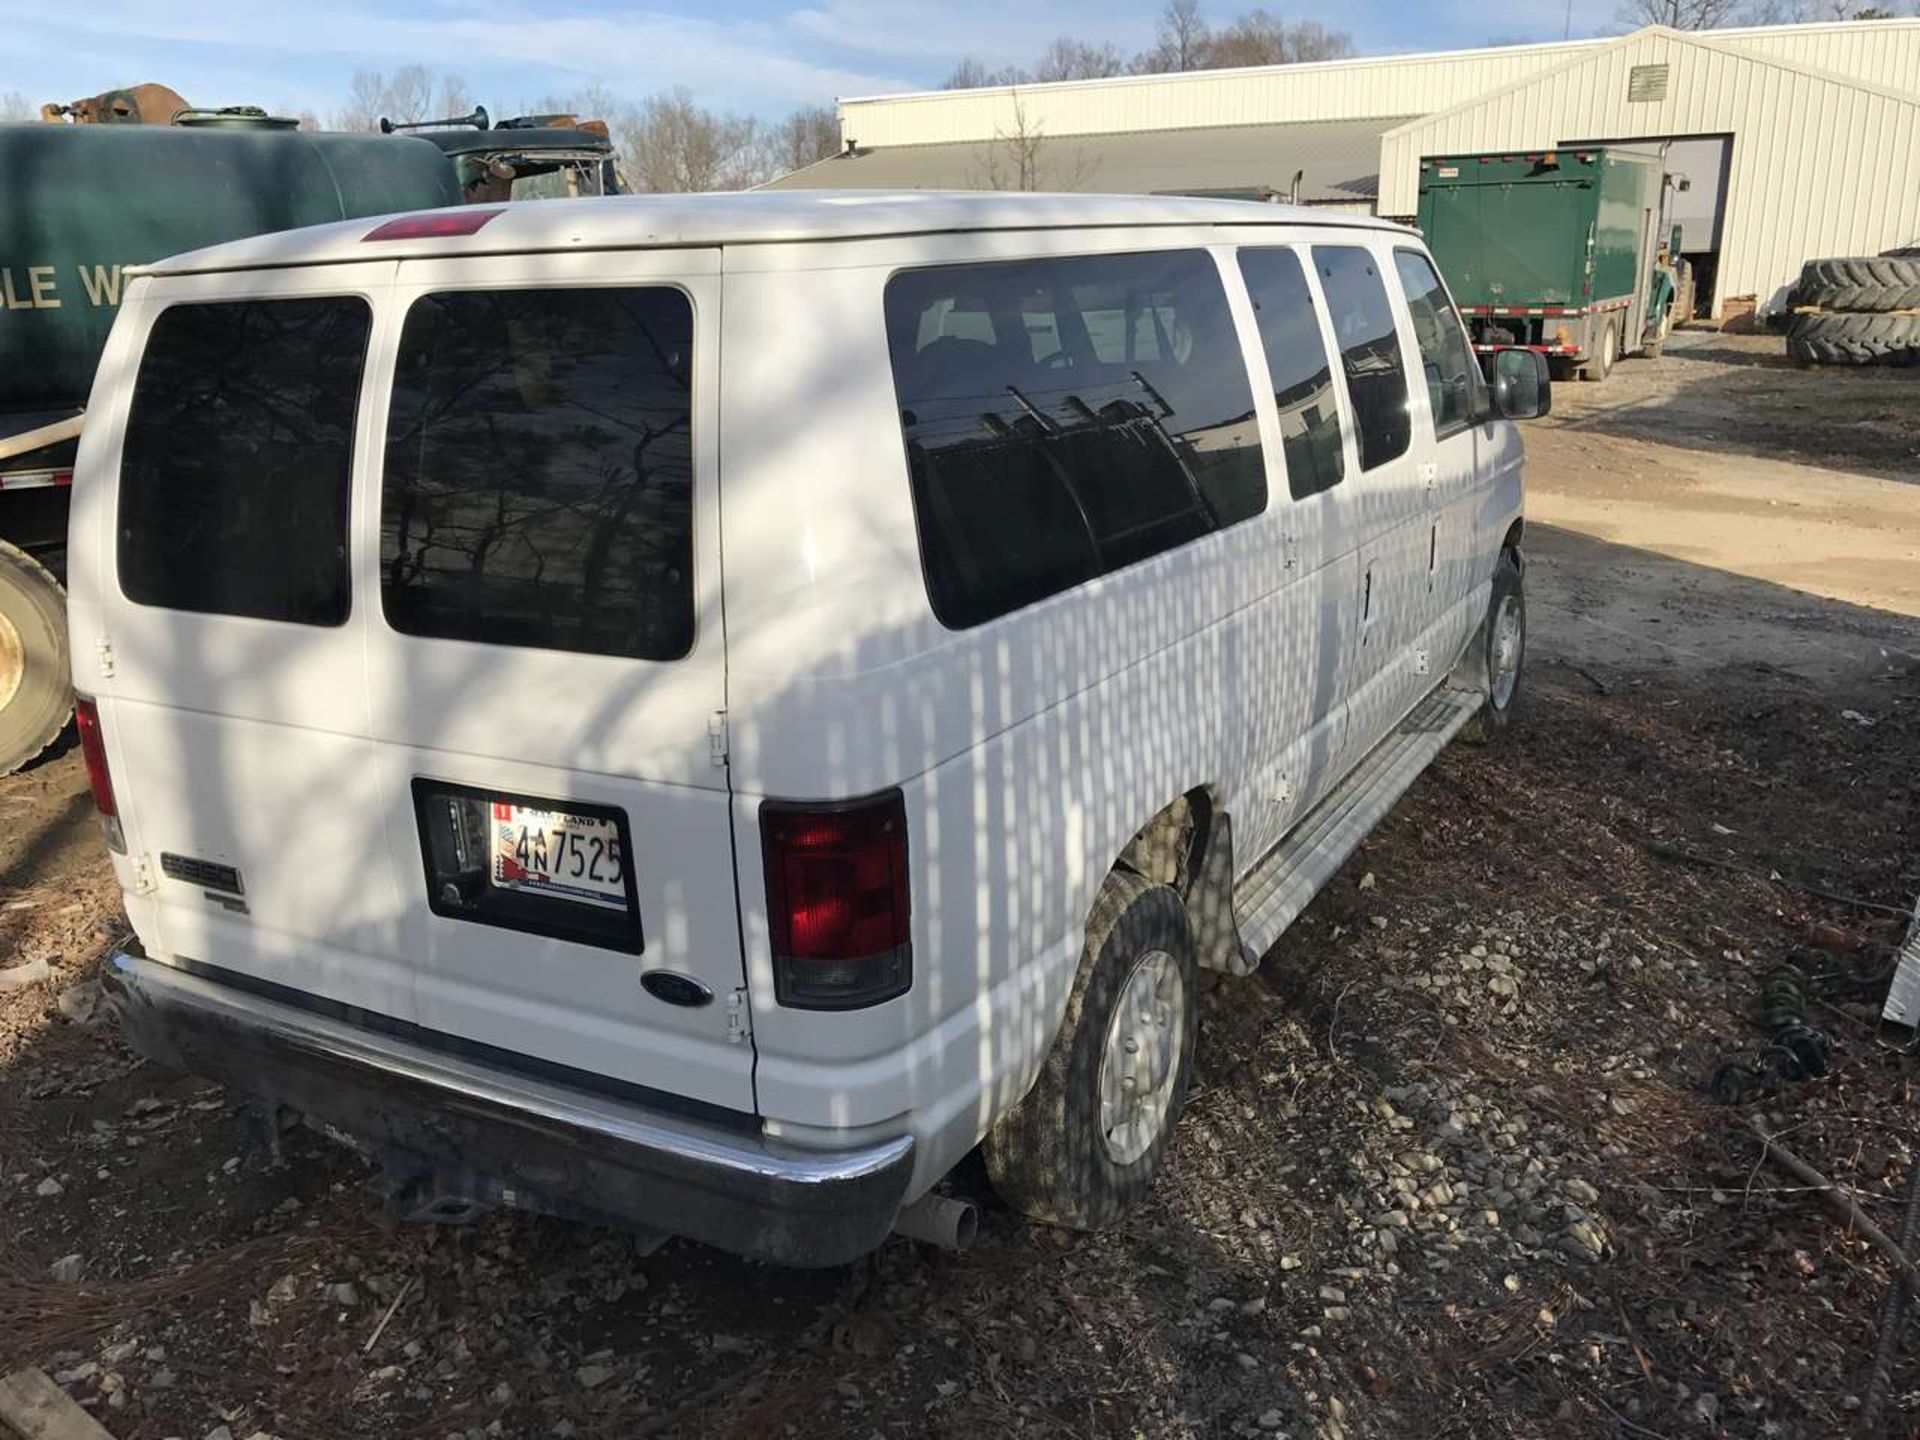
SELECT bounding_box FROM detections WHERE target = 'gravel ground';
[2,335,1917,1440]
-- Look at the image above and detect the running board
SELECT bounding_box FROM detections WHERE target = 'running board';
[1233,686,1483,969]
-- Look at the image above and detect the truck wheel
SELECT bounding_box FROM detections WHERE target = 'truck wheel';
[0,542,72,775]
[1581,320,1618,382]
[1786,312,1920,366]
[1461,551,1525,745]
[1791,256,1920,314]
[983,872,1197,1230]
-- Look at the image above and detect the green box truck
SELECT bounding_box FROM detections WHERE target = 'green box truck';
[1416,147,1685,383]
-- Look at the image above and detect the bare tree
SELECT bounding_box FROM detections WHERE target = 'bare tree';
[765,103,841,174]
[433,73,474,123]
[1135,0,1212,72]
[330,66,469,131]
[1033,36,1127,81]
[944,57,1032,89]
[1199,10,1355,65]
[295,109,323,131]
[1615,0,1746,25]
[1,91,33,122]
[624,88,764,192]
[978,93,1096,191]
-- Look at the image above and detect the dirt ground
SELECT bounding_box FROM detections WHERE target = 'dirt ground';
[3,330,1918,1440]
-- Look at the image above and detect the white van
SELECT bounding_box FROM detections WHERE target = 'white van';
[74,192,1546,1265]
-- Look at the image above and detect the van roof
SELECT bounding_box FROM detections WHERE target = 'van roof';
[135,189,1407,277]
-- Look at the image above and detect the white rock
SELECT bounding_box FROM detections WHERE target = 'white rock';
[49,1253,84,1283]
[35,1176,62,1197]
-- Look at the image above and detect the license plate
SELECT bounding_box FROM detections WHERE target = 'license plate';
[489,802,627,910]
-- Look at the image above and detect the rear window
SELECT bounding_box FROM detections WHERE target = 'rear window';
[886,250,1265,630]
[381,287,695,661]
[1312,246,1411,472]
[119,296,370,625]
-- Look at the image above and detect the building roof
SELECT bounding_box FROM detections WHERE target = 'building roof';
[761,116,1413,203]
[136,189,1402,277]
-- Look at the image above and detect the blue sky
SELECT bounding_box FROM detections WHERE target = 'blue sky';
[1,0,1629,121]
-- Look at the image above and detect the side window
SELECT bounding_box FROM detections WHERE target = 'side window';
[119,296,370,625]
[1394,250,1479,438]
[381,286,695,661]
[885,250,1266,630]
[1236,247,1346,501]
[1312,246,1411,472]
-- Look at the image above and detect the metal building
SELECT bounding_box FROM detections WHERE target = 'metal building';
[765,19,1920,316]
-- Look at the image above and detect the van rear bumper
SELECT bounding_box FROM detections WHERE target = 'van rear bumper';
[103,949,915,1267]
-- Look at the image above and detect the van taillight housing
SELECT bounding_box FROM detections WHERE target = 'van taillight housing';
[74,697,125,853]
[760,791,911,1009]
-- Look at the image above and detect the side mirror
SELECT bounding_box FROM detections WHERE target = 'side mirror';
[1479,349,1551,420]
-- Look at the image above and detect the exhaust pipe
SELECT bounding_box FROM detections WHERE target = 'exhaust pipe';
[892,1192,979,1251]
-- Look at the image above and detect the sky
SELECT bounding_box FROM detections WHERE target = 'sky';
[1,0,1632,123]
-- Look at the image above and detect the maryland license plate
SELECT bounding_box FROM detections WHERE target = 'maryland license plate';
[489,802,627,910]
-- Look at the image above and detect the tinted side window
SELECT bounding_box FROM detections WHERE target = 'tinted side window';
[382,287,694,661]
[1312,246,1411,472]
[120,297,369,624]
[1394,251,1478,437]
[885,250,1265,629]
[1236,248,1346,500]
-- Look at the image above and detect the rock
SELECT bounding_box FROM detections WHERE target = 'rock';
[1488,975,1518,999]
[57,981,100,1023]
[574,1365,616,1390]
[1258,1408,1286,1430]
[152,1367,177,1388]
[34,1176,62,1197]
[1318,1286,1347,1304]
[1234,1352,1260,1372]
[489,1381,513,1406]
[326,1281,359,1306]
[100,1340,140,1364]
[49,1253,84,1284]
[1503,1274,1522,1293]
[267,1274,299,1305]
[206,1427,234,1440]
[1564,1178,1600,1205]
[0,958,51,992]
[53,1362,99,1384]
[1240,1296,1268,1316]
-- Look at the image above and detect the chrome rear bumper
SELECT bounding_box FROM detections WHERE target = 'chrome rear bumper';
[103,949,914,1267]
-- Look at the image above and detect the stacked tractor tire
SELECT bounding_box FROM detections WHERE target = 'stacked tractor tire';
[1784,248,1920,366]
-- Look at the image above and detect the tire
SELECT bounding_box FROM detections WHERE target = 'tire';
[1461,551,1525,746]
[1785,312,1920,367]
[1580,319,1617,382]
[0,541,72,775]
[983,872,1198,1230]
[1790,256,1920,314]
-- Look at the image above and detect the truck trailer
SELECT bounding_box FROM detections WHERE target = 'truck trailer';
[1415,147,1684,382]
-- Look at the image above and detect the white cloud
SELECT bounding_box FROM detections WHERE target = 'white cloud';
[789,0,1154,67]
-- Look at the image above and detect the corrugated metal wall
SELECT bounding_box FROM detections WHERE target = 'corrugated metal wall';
[839,20,1920,150]
[1377,29,1920,309]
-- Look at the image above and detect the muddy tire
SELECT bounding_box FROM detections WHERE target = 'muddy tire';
[1790,255,1920,313]
[1461,551,1526,745]
[1785,312,1920,367]
[0,541,71,775]
[983,872,1197,1230]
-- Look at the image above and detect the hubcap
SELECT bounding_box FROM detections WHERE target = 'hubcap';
[1490,593,1524,709]
[0,610,22,715]
[1098,949,1186,1165]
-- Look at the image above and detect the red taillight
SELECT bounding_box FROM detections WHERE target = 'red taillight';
[362,208,505,242]
[74,697,125,853]
[761,791,910,1009]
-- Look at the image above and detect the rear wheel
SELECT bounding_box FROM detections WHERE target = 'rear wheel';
[1580,319,1617,382]
[0,541,71,775]
[984,873,1197,1230]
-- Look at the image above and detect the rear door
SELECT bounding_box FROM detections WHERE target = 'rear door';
[92,262,416,1020]
[361,250,752,1112]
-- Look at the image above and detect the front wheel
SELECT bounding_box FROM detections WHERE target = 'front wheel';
[0,541,72,775]
[984,873,1198,1230]
[1461,550,1526,744]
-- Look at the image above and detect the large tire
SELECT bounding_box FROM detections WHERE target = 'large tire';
[1790,256,1920,313]
[1580,319,1617,382]
[0,541,72,775]
[1785,312,1920,367]
[983,873,1198,1230]
[1461,550,1526,745]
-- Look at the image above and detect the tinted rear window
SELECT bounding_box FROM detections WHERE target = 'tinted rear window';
[381,287,695,661]
[1312,246,1411,472]
[119,296,370,624]
[886,250,1265,629]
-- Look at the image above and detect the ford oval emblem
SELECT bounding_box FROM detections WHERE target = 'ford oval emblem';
[641,970,714,1008]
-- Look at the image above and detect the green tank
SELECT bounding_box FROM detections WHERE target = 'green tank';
[0,121,460,422]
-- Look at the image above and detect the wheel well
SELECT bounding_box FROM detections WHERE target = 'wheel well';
[1501,518,1524,557]
[1115,787,1215,898]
